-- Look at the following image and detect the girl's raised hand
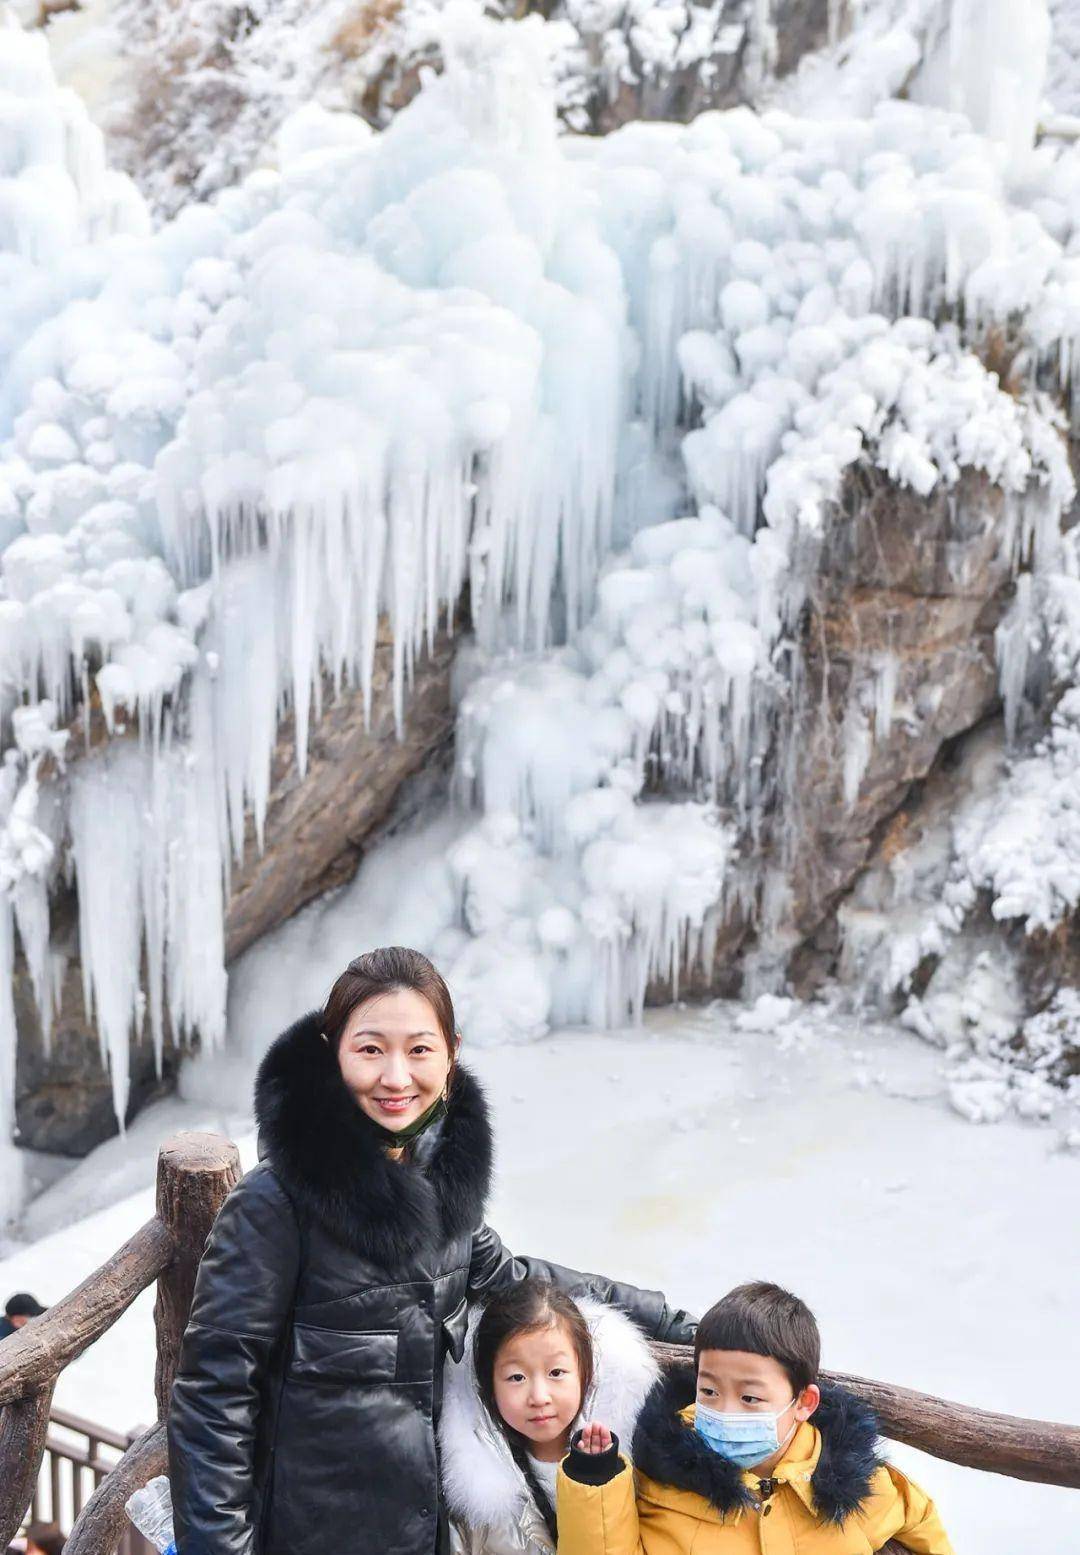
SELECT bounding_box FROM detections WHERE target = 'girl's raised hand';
[577,1422,613,1455]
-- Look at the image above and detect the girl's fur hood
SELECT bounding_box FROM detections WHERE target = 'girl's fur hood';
[439,1298,660,1529]
[254,1009,492,1264]
[632,1361,882,1526]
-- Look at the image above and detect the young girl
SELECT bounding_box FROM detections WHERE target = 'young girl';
[439,1280,659,1555]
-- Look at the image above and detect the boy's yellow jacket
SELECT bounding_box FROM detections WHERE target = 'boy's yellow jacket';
[556,1367,954,1555]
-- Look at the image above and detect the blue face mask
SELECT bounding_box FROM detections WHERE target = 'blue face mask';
[694,1396,799,1469]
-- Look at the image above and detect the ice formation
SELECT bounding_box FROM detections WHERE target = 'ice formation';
[942,0,1051,164]
[837,672,1080,1133]
[1,0,1078,1175]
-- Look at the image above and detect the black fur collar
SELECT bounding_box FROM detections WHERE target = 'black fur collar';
[631,1362,882,1526]
[254,1010,492,1267]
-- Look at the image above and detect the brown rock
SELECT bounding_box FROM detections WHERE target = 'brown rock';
[225,627,456,961]
[774,466,1013,943]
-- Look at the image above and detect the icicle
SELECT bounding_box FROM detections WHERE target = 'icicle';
[199,554,282,861]
[996,573,1034,743]
[69,736,228,1129]
[873,653,899,741]
[744,0,778,94]
[946,0,1050,166]
[842,703,873,808]
[13,873,54,1050]
[69,749,144,1128]
[8,4,1080,1086]
[0,891,22,1229]
[167,670,228,1051]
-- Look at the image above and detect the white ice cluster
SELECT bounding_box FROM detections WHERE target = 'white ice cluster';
[437,797,730,1035]
[950,692,1080,933]
[0,18,147,273]
[1,3,1078,1154]
[845,686,1080,995]
[836,670,1080,1135]
[945,987,1080,1130]
[451,506,755,1028]
[548,0,764,132]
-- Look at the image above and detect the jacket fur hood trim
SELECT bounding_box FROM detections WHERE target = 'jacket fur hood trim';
[254,1009,491,1265]
[632,1362,882,1526]
[439,1298,660,1530]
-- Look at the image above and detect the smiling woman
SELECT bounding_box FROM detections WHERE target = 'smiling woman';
[328,958,459,1139]
[167,947,696,1555]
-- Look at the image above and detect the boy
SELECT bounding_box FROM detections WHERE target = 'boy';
[556,1280,954,1554]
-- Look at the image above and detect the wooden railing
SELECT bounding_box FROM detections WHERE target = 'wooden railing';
[32,1408,155,1555]
[0,1134,240,1555]
[0,1129,1077,1555]
[652,1345,1080,1489]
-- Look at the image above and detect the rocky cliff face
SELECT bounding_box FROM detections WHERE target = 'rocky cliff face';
[352,0,847,137]
[647,461,1034,1000]
[778,466,1013,958]
[18,449,1071,1156]
[31,0,850,216]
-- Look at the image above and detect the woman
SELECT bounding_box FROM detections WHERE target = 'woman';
[168,946,694,1555]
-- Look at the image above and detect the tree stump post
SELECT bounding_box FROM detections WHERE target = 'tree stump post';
[153,1133,241,1420]
[0,1380,56,1551]
[64,1423,168,1555]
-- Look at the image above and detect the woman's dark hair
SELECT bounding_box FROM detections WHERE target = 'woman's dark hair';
[473,1280,594,1543]
[323,947,458,1064]
[694,1280,820,1393]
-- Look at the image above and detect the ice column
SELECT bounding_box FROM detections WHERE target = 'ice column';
[0,894,21,1228]
[947,0,1050,163]
[68,731,227,1130]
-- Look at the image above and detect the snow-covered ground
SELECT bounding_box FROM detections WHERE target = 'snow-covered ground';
[3,1002,1078,1549]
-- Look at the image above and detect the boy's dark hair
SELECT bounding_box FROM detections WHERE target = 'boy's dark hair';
[694,1281,820,1392]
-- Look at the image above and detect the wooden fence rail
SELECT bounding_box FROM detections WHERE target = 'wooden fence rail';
[652,1344,1080,1489]
[0,1130,1076,1555]
[0,1134,240,1554]
[32,1407,156,1555]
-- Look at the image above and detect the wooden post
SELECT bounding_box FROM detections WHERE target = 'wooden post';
[153,1133,241,1420]
[0,1380,57,1551]
[64,1424,168,1555]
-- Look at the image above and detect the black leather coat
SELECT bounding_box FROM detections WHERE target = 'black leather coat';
[168,1012,695,1555]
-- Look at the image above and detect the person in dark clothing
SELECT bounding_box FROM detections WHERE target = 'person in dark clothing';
[25,1524,66,1555]
[169,947,695,1555]
[0,1292,46,1339]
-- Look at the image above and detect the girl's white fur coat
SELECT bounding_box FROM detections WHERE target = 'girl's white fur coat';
[439,1298,660,1555]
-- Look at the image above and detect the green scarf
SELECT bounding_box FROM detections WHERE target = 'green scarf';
[374,1094,447,1152]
